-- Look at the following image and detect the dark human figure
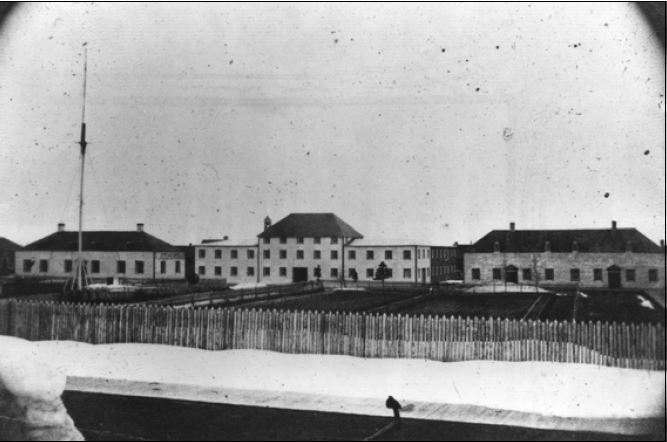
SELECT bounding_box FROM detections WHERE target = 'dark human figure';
[385,395,402,421]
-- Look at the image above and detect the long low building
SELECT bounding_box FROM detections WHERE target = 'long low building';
[464,221,665,289]
[15,223,185,282]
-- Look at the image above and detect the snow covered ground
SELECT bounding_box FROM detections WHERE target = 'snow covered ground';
[6,338,661,421]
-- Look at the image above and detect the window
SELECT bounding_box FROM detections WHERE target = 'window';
[626,269,635,282]
[313,250,321,260]
[366,268,374,278]
[215,266,222,276]
[522,268,532,281]
[247,267,255,276]
[570,268,580,282]
[135,261,144,274]
[64,259,73,273]
[175,261,181,273]
[280,237,287,244]
[230,266,238,276]
[386,268,393,278]
[117,260,126,274]
[366,250,374,260]
[348,268,357,278]
[215,249,222,259]
[198,266,205,275]
[198,249,206,259]
[279,267,287,277]
[231,249,238,259]
[648,269,658,282]
[313,237,321,244]
[280,250,287,259]
[263,237,270,244]
[297,250,304,259]
[91,260,100,274]
[545,268,554,281]
[247,249,255,259]
[160,261,166,274]
[330,268,338,278]
[403,250,411,260]
[297,237,304,244]
[263,250,270,259]
[331,250,338,260]
[385,250,393,260]
[263,267,270,276]
[330,237,338,244]
[471,268,480,280]
[492,268,502,280]
[39,259,48,273]
[348,250,356,260]
[403,268,412,279]
[593,269,603,281]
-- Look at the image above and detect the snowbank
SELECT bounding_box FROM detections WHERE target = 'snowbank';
[33,341,665,420]
[230,282,268,290]
[0,336,83,441]
[465,283,551,293]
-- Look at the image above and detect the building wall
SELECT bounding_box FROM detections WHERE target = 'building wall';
[0,250,17,275]
[430,246,459,282]
[15,250,185,281]
[346,244,431,283]
[195,240,435,285]
[464,252,665,289]
[257,237,343,283]
[195,244,259,283]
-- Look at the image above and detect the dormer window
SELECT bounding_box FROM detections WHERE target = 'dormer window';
[572,240,579,252]
[625,241,633,253]
[493,241,500,252]
[544,241,551,252]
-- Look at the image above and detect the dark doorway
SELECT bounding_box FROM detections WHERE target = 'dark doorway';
[292,267,308,283]
[505,265,518,284]
[607,265,622,289]
[421,268,426,284]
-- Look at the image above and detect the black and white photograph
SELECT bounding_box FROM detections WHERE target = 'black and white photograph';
[0,2,665,441]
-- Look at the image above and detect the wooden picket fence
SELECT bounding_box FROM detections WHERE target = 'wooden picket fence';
[0,299,664,370]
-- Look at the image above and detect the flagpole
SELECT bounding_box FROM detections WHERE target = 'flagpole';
[77,43,88,291]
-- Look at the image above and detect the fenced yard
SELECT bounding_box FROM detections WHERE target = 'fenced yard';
[0,299,663,370]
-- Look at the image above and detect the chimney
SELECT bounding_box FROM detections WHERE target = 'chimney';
[57,222,65,232]
[137,223,144,232]
[264,216,272,231]
[510,222,515,231]
[611,220,617,230]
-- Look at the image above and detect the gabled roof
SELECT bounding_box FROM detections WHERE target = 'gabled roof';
[471,228,663,253]
[258,213,363,239]
[0,237,22,251]
[22,231,180,253]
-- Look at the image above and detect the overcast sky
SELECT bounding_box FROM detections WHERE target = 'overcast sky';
[0,2,664,247]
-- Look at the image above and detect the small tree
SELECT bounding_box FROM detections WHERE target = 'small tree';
[375,261,388,290]
[314,265,322,284]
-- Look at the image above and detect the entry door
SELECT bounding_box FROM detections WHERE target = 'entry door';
[421,268,426,284]
[292,267,308,283]
[505,266,518,284]
[607,266,622,289]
